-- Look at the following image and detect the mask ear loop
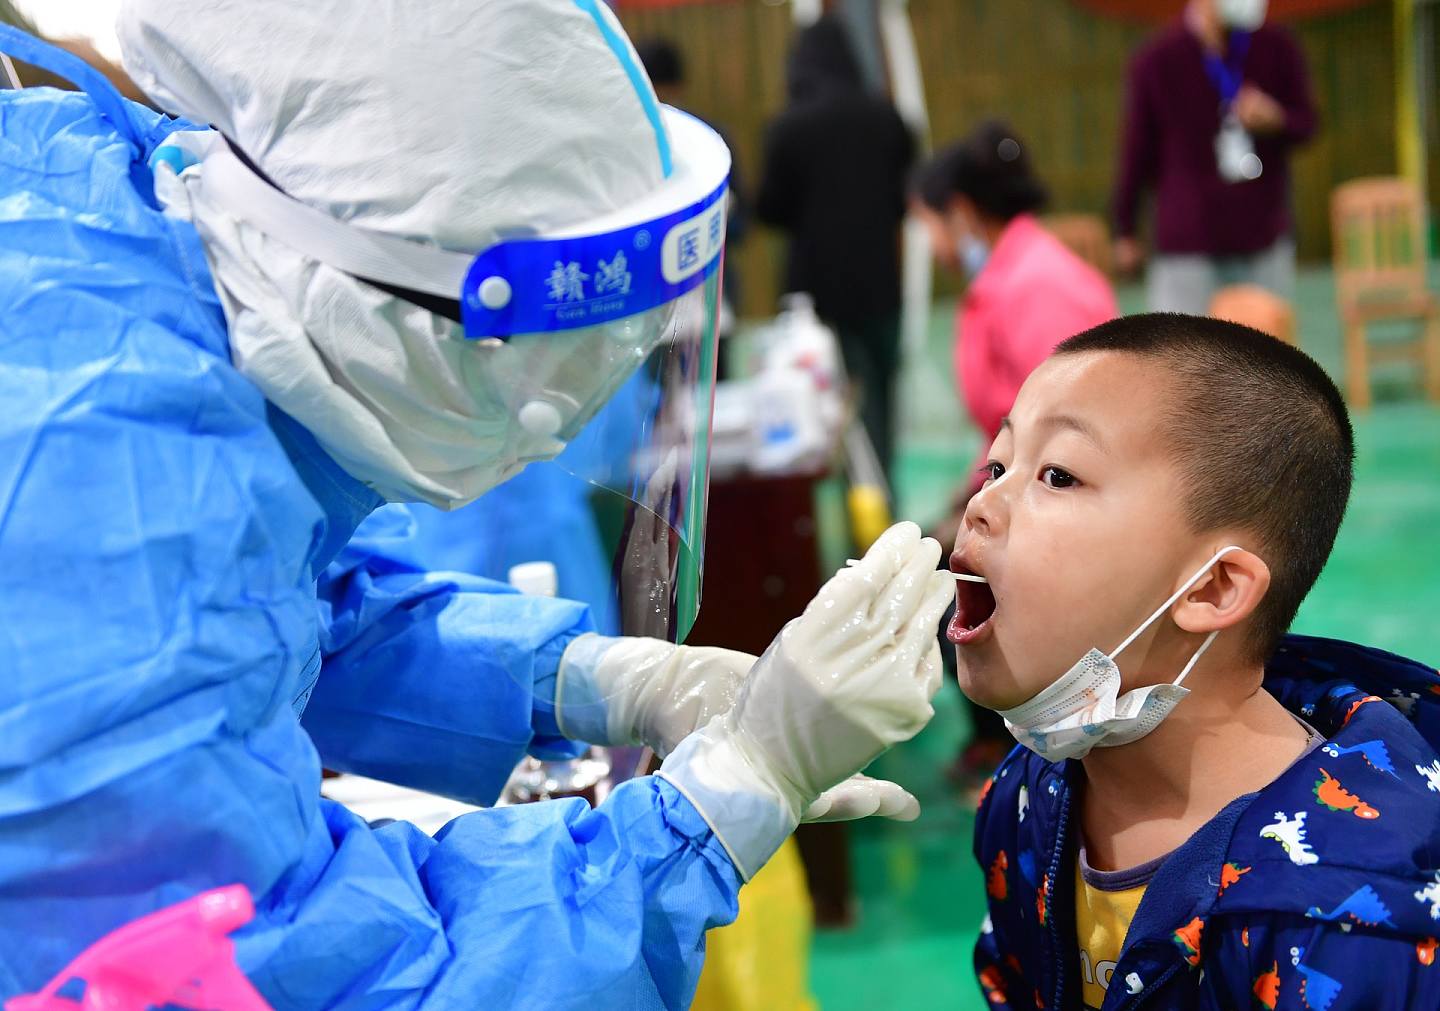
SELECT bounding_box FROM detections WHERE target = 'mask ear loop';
[1108,545,1245,665]
[1171,630,1220,688]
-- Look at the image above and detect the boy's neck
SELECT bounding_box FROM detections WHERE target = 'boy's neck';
[1077,664,1310,872]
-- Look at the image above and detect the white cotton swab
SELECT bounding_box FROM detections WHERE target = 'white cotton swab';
[845,559,988,583]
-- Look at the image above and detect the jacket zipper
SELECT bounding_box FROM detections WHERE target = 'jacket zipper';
[1046,781,1073,1009]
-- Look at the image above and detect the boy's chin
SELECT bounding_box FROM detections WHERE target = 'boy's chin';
[953,648,1031,712]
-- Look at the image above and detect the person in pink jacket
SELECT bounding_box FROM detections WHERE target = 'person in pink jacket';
[917,121,1119,499]
[914,121,1118,788]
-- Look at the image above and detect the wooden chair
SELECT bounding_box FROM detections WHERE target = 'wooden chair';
[1043,213,1113,279]
[1208,284,1297,346]
[1330,177,1440,410]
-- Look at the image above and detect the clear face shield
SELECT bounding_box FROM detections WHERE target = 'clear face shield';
[537,277,720,641]
[196,106,729,644]
[465,269,721,643]
[451,110,726,642]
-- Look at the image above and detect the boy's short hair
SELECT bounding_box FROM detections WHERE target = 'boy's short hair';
[1055,313,1355,659]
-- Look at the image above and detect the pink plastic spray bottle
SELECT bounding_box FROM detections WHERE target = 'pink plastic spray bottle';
[5,885,271,1011]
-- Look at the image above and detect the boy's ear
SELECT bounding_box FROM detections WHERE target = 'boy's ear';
[1173,547,1271,635]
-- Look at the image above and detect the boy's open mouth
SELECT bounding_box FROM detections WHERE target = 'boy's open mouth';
[948,559,996,645]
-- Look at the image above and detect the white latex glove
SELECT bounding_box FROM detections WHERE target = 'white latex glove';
[556,636,921,823]
[802,774,920,823]
[656,521,952,879]
[556,635,752,759]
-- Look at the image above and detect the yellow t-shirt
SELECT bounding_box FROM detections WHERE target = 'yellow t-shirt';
[1074,720,1320,1008]
[1074,855,1150,1010]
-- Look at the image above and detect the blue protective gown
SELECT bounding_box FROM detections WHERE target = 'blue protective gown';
[0,43,740,1010]
[402,461,623,638]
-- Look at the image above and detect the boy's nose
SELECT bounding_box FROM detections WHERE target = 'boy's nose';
[962,470,1012,539]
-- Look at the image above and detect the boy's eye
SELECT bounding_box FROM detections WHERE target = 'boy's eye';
[1040,465,1079,489]
[980,461,1006,482]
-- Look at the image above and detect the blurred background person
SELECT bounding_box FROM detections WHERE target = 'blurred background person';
[913,120,1118,790]
[916,121,1119,517]
[757,15,915,481]
[1112,0,1318,314]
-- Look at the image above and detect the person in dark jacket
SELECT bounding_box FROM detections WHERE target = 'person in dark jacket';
[949,313,1440,1009]
[1112,0,1318,314]
[757,15,914,478]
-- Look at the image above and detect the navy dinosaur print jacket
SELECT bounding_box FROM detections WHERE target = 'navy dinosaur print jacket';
[972,635,1440,1010]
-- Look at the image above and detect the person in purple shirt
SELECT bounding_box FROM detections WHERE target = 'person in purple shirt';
[1112,0,1318,314]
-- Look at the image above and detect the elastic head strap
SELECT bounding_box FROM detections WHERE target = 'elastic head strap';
[199,144,480,301]
[217,140,466,322]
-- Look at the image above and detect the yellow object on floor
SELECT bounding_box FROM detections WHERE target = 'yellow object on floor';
[847,484,892,554]
[691,838,819,1011]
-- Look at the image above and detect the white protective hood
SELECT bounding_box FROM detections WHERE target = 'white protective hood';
[118,0,669,506]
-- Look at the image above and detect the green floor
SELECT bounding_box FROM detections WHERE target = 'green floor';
[806,264,1440,1010]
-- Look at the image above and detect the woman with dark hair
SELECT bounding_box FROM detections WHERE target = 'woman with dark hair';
[915,121,1117,504]
[915,122,1118,791]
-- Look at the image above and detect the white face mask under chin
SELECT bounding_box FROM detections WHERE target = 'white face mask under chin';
[998,546,1244,762]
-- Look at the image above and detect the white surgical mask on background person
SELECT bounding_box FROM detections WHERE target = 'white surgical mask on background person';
[998,546,1245,762]
[1217,0,1268,30]
[959,233,990,278]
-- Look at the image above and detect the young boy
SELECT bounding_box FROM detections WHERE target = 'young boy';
[955,314,1440,1010]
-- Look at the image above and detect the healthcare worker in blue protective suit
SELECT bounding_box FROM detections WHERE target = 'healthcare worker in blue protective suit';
[0,3,956,1008]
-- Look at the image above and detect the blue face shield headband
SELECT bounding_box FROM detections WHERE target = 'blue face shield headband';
[199,109,729,344]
